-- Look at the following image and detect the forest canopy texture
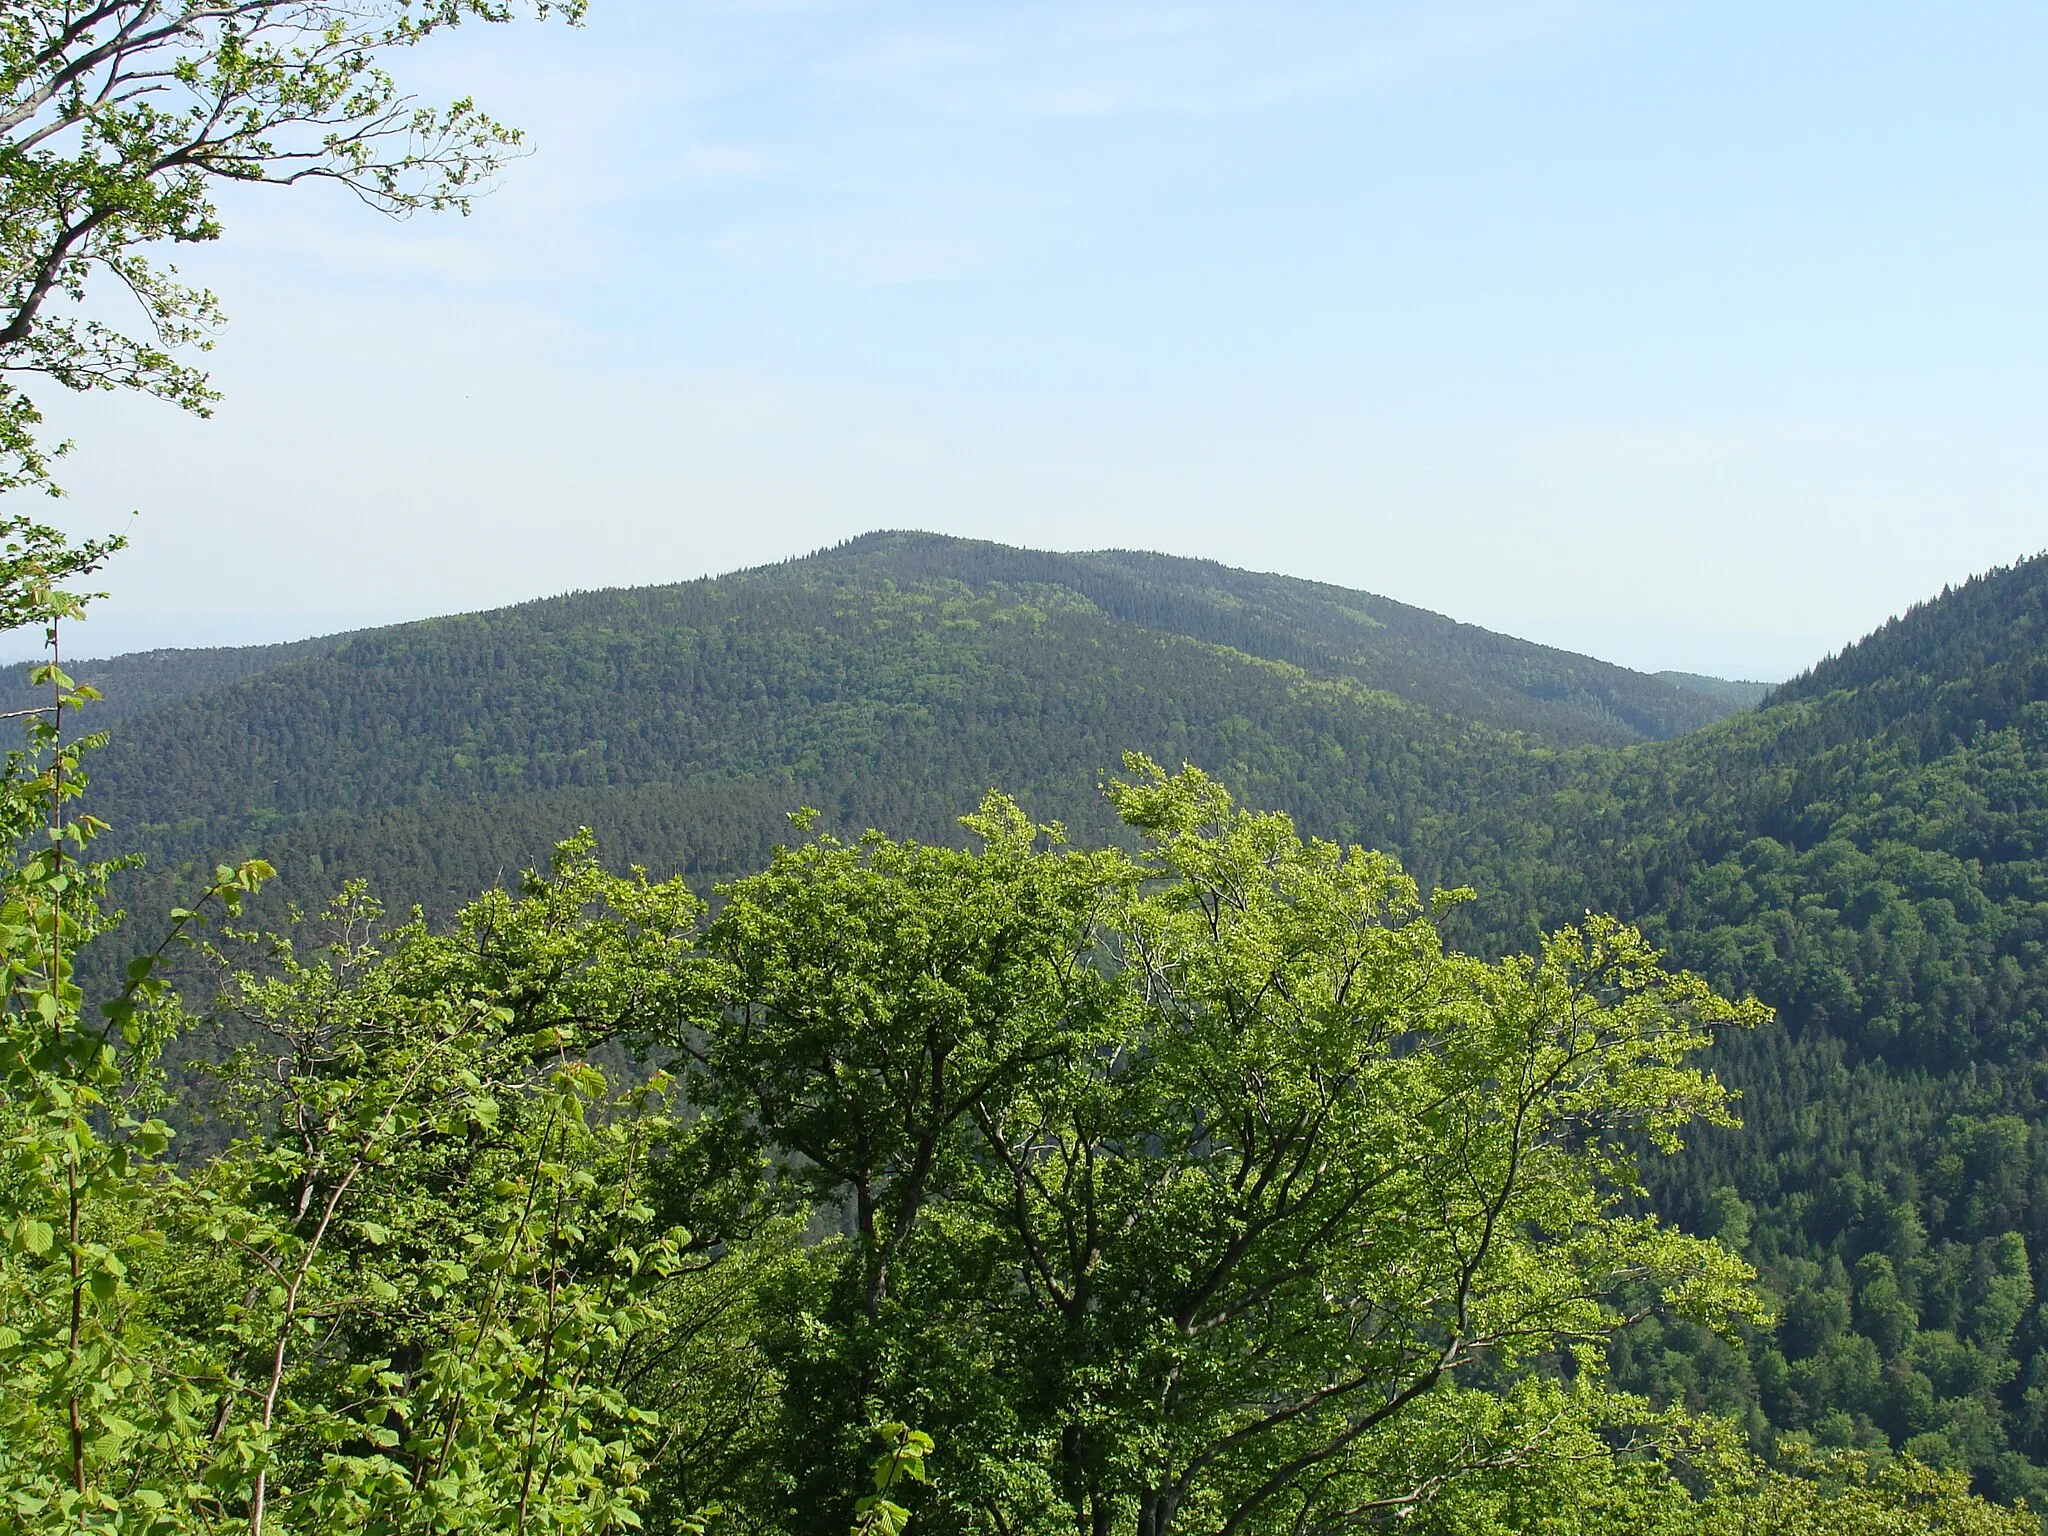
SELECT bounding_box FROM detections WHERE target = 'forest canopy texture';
[6,526,2048,1536]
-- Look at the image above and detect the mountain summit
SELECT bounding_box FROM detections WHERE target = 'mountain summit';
[44,530,1751,921]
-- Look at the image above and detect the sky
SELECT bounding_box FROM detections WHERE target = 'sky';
[17,0,2048,680]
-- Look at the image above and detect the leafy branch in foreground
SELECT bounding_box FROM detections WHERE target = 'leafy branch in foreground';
[0,536,270,1532]
[181,852,704,1536]
[0,0,583,492]
[853,1425,934,1536]
[0,526,746,1534]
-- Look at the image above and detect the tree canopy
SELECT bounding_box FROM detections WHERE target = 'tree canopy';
[0,0,580,492]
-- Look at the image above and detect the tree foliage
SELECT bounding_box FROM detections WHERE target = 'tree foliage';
[688,759,1768,1536]
[0,532,739,1531]
[0,0,581,492]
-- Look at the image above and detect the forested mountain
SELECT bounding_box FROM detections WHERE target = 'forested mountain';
[1341,547,2048,1501]
[33,529,2048,1504]
[1545,557,2048,1502]
[805,535,1742,741]
[55,531,1744,932]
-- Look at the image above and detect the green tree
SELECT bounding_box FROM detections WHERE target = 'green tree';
[1408,1432,2041,1536]
[692,796,1132,1529]
[170,842,708,1536]
[0,519,271,1531]
[0,0,582,492]
[1713,1449,2039,1536]
[0,520,771,1533]
[970,759,1767,1536]
[694,759,1771,1536]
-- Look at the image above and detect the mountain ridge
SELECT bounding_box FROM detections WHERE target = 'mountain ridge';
[19,529,1755,745]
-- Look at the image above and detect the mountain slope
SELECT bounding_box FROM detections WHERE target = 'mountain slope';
[815,533,1740,741]
[58,532,1743,928]
[1436,553,2048,1498]
[83,547,1582,930]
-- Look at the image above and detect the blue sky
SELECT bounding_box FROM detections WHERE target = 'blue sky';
[26,0,2048,679]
